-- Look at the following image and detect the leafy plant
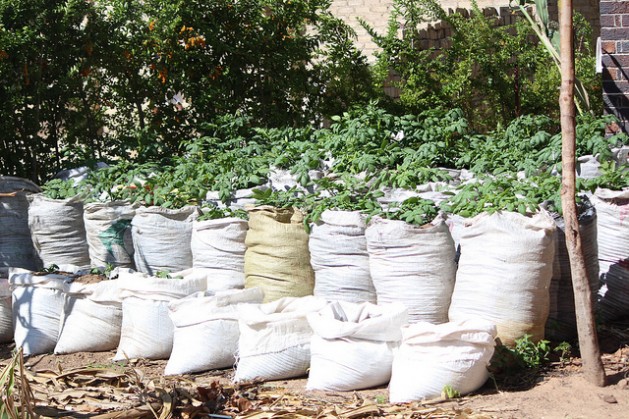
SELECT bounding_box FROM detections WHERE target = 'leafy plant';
[513,334,551,369]
[40,264,60,274]
[515,0,591,115]
[41,179,89,200]
[582,161,629,192]
[374,394,387,404]
[378,197,438,226]
[90,267,104,275]
[104,263,115,278]
[250,187,307,209]
[1,0,376,184]
[364,0,600,131]
[303,175,384,225]
[490,334,553,383]
[439,174,556,217]
[197,207,248,222]
[441,384,461,400]
[554,342,572,365]
[154,270,182,279]
[456,114,557,176]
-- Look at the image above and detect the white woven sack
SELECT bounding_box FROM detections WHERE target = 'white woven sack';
[306,301,408,391]
[191,218,247,291]
[234,296,327,382]
[28,194,91,268]
[131,206,198,275]
[114,270,206,360]
[389,319,496,403]
[10,268,71,355]
[84,201,136,269]
[0,278,12,343]
[55,279,123,354]
[365,216,456,324]
[448,211,556,345]
[591,188,629,321]
[0,177,41,271]
[165,287,264,375]
[445,213,467,259]
[309,210,376,304]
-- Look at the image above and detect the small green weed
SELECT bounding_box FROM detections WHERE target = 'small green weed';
[374,394,387,404]
[154,270,183,279]
[554,342,572,364]
[41,264,60,274]
[441,384,461,400]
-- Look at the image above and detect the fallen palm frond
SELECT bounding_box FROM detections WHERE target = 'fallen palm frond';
[0,348,36,419]
[3,356,498,418]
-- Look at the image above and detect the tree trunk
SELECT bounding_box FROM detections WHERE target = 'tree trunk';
[558,0,606,387]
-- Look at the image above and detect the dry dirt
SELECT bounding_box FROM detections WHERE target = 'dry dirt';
[1,328,628,419]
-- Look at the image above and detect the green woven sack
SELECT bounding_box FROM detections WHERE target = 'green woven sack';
[244,206,314,302]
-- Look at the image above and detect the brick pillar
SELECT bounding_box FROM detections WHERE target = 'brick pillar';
[600,0,629,134]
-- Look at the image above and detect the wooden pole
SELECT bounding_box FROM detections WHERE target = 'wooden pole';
[558,0,606,387]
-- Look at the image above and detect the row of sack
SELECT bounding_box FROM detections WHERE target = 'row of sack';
[0,267,496,402]
[2,199,545,345]
[1,177,628,338]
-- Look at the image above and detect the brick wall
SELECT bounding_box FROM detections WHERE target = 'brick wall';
[330,0,601,61]
[600,0,629,134]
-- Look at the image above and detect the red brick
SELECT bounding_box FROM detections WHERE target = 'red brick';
[600,14,617,27]
[602,40,617,53]
[602,27,629,40]
[600,2,629,15]
[623,15,629,27]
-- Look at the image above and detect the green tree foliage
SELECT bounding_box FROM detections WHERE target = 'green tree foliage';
[364,0,600,131]
[0,0,101,182]
[0,0,374,183]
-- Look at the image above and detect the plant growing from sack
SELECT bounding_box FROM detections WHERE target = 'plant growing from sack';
[257,126,325,187]
[197,207,248,222]
[456,114,557,176]
[376,197,439,226]
[41,179,90,200]
[320,105,469,184]
[303,177,384,229]
[188,114,272,204]
[439,173,562,218]
[581,160,629,193]
[250,187,309,210]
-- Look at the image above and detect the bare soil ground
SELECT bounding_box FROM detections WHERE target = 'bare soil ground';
[1,326,628,419]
